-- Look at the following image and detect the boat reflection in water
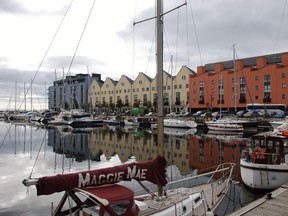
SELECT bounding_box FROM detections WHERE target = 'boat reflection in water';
[47,125,247,183]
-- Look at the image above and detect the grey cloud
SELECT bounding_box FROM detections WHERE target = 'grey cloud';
[0,0,27,14]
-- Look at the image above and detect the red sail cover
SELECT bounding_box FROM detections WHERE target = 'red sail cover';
[36,155,167,195]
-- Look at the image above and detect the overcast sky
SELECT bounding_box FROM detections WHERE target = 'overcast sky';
[0,0,287,111]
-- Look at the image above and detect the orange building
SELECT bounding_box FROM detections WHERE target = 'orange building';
[189,52,288,111]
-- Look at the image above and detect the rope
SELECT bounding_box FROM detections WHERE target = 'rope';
[0,124,13,150]
[28,130,48,179]
[17,0,74,111]
[65,0,96,77]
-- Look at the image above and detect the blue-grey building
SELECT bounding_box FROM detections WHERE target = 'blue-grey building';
[48,73,102,111]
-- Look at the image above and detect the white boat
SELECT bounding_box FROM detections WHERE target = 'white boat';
[68,117,104,128]
[269,120,286,130]
[205,118,244,132]
[8,111,42,122]
[164,118,197,128]
[240,131,288,190]
[103,115,124,126]
[22,155,235,216]
[164,127,197,137]
[273,121,288,132]
[124,117,139,126]
[48,111,72,125]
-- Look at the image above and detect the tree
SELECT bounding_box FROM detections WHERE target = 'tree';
[116,99,124,108]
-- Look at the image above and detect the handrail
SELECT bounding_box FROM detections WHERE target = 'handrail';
[166,162,235,187]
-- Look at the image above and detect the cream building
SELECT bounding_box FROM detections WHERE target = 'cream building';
[88,66,196,114]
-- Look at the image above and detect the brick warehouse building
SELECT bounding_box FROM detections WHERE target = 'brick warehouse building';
[189,52,288,111]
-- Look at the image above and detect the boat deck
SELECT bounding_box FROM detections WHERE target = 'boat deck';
[228,183,288,216]
[138,178,230,215]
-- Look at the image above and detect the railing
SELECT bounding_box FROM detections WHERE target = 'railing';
[241,150,282,165]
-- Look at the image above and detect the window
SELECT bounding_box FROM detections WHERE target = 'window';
[134,95,138,102]
[179,84,182,89]
[282,83,286,88]
[139,80,142,84]
[255,76,259,81]
[255,85,258,90]
[263,75,271,101]
[181,75,186,80]
[282,73,286,78]
[282,94,286,99]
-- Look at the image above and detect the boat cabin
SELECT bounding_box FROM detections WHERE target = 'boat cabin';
[248,132,288,164]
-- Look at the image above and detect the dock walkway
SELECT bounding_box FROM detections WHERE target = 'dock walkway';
[229,183,288,216]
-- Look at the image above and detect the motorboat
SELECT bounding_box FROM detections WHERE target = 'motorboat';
[240,131,288,190]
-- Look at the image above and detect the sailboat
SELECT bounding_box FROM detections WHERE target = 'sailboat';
[22,1,234,215]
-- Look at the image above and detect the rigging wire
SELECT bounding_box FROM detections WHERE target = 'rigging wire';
[65,0,97,78]
[17,0,75,111]
[185,4,190,67]
[28,130,48,179]
[272,0,287,53]
[187,0,203,66]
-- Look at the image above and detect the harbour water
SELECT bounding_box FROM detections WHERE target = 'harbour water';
[0,120,265,215]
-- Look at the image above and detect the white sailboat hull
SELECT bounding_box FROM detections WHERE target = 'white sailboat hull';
[164,118,197,128]
[240,159,288,190]
[206,121,244,132]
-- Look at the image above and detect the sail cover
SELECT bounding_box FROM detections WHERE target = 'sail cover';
[36,155,167,195]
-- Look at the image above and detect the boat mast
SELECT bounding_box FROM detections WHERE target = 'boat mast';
[156,0,164,156]
[233,44,237,112]
[156,0,164,197]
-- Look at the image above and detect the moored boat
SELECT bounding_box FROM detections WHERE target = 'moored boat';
[240,131,288,190]
[22,155,235,216]
[164,118,197,128]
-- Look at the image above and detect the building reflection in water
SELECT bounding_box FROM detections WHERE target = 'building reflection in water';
[47,125,248,182]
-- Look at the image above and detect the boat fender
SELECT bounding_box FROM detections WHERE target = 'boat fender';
[206,207,214,216]
[272,153,277,164]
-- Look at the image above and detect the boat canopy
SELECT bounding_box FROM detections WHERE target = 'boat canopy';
[35,155,167,195]
[75,184,139,216]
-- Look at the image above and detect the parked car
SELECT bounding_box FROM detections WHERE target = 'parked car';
[192,110,209,118]
[236,110,248,118]
[145,112,157,116]
[243,110,260,118]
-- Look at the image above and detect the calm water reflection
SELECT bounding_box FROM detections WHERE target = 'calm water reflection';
[0,121,265,215]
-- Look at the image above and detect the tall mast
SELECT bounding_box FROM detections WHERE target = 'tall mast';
[15,81,17,111]
[233,44,237,112]
[31,79,33,111]
[156,0,164,198]
[156,0,164,156]
[24,82,26,111]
